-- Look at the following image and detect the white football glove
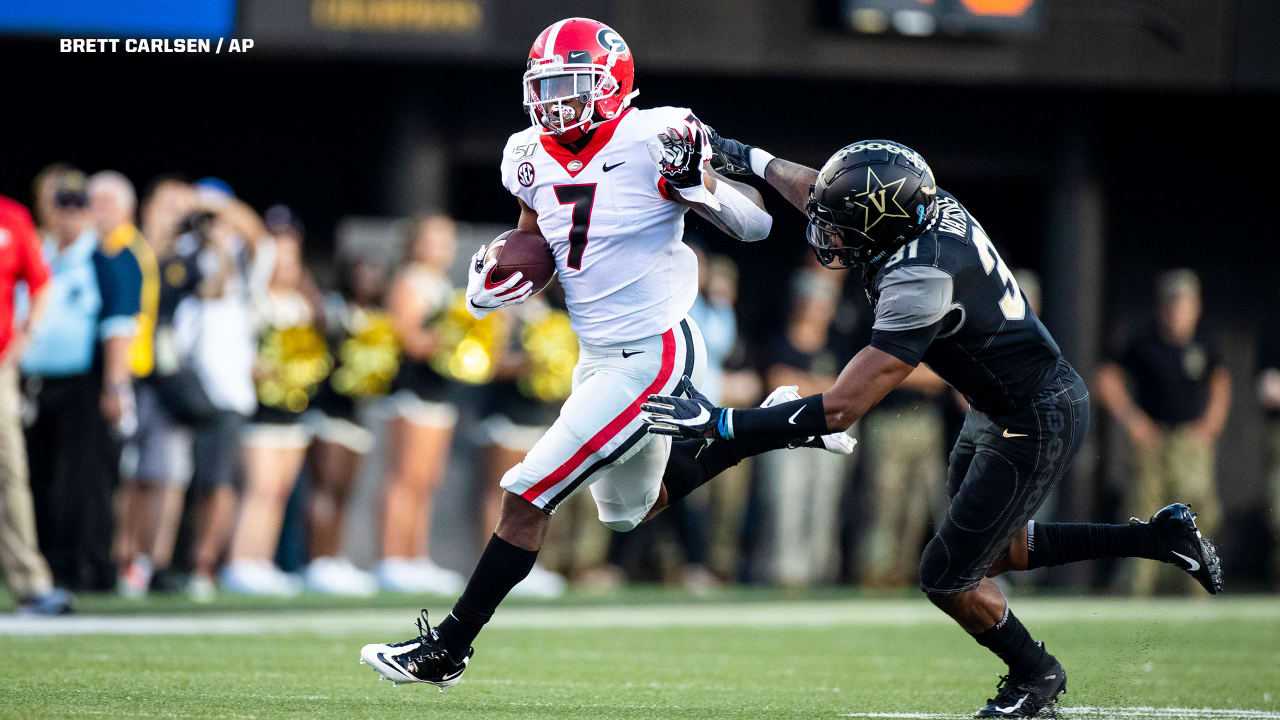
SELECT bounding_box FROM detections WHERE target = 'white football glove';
[465,244,533,319]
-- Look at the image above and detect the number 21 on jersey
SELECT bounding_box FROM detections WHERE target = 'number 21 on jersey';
[971,223,1025,321]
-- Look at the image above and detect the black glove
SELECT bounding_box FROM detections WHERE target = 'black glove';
[648,124,706,190]
[642,376,725,439]
[705,125,754,176]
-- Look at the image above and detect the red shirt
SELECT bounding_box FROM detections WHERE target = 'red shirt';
[0,194,51,358]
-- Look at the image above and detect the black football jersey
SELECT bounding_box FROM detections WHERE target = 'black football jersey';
[866,189,1062,414]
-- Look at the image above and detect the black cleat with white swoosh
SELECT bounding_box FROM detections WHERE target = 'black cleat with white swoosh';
[975,654,1066,718]
[1131,502,1223,595]
[360,610,472,689]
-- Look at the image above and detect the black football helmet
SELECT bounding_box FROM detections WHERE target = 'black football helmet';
[806,140,939,269]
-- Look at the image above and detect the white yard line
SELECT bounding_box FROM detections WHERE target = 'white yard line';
[842,709,1280,720]
[2,598,1277,637]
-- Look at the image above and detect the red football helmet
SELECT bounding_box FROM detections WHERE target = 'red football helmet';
[523,17,637,143]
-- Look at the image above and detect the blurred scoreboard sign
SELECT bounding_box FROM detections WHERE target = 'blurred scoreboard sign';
[308,0,480,35]
[0,0,236,37]
[241,0,503,57]
[842,0,1041,37]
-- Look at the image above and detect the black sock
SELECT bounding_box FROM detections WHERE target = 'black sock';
[435,534,538,659]
[661,436,791,504]
[972,606,1056,677]
[1025,520,1161,569]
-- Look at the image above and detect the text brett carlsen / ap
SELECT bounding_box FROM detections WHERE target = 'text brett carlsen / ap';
[59,38,255,54]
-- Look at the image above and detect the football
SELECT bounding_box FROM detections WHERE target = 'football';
[484,228,557,295]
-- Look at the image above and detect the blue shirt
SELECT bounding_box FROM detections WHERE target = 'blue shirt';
[688,294,737,404]
[21,231,140,377]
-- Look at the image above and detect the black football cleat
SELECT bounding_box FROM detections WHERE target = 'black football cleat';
[360,610,472,689]
[1131,502,1223,595]
[975,654,1067,718]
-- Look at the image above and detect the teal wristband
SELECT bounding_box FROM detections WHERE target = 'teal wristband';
[717,408,734,439]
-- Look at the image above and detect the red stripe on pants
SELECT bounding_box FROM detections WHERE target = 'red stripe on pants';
[521,328,678,502]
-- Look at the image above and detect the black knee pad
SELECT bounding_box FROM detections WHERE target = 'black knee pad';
[918,534,952,595]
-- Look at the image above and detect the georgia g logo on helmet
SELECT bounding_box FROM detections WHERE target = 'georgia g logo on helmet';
[596,28,627,54]
[805,140,938,269]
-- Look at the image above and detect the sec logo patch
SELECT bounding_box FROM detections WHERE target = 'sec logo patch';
[518,161,535,187]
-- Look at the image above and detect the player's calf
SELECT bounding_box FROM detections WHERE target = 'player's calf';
[493,488,551,551]
[928,586,1064,718]
[1021,503,1223,594]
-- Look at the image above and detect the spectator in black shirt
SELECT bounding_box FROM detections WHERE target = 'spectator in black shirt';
[1097,269,1231,595]
[753,269,856,585]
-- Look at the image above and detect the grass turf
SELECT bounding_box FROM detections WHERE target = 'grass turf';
[1,594,1277,719]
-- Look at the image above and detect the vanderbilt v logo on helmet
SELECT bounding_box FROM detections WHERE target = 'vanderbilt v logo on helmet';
[806,140,939,269]
[854,168,911,233]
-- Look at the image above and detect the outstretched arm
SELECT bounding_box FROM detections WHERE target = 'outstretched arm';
[706,126,817,214]
[645,265,954,441]
[762,159,819,213]
[644,346,914,441]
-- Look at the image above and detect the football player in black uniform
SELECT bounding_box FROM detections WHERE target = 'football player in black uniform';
[643,137,1224,718]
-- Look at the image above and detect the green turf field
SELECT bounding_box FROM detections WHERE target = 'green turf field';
[1,592,1277,719]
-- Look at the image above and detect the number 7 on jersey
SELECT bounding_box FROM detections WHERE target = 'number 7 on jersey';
[554,184,596,270]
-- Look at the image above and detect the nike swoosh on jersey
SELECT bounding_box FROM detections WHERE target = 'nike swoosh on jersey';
[603,161,626,172]
[622,349,644,358]
[1171,550,1201,572]
[1002,429,1028,438]
[788,407,804,425]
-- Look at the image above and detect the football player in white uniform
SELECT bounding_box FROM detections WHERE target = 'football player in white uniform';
[360,17,854,688]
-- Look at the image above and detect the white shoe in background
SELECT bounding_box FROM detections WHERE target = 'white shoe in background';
[306,557,377,596]
[377,558,432,593]
[411,558,465,595]
[270,564,305,596]
[188,573,217,604]
[509,564,567,598]
[117,554,152,599]
[378,557,464,595]
[220,560,302,597]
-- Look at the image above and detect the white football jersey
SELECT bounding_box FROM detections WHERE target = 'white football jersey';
[500,106,703,346]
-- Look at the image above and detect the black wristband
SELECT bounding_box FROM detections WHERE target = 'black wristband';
[723,393,828,439]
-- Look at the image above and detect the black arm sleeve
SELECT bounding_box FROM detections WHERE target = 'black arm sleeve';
[722,393,829,439]
[869,321,942,367]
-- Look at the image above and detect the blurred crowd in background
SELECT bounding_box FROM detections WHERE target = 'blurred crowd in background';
[2,163,1278,615]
